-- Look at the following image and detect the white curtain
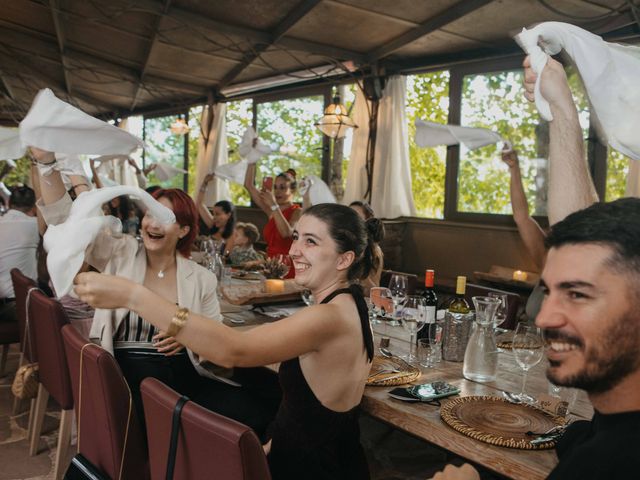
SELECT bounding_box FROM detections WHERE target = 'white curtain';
[195,103,228,205]
[370,76,416,218]
[342,87,370,205]
[625,157,640,197]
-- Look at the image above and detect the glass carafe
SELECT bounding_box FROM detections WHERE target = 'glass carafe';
[463,296,501,382]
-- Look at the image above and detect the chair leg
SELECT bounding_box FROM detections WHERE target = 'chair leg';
[29,384,49,456]
[26,398,36,439]
[0,344,9,376]
[53,409,73,480]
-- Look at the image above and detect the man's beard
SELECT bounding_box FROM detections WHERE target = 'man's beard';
[545,310,640,394]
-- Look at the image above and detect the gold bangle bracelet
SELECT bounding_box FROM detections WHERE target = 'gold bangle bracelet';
[166,307,190,337]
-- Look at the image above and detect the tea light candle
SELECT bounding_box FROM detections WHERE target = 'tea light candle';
[264,279,285,293]
[512,270,528,282]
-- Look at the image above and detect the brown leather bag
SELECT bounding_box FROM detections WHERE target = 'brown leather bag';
[12,362,39,400]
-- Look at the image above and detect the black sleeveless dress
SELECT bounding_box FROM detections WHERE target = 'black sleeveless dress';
[267,284,374,480]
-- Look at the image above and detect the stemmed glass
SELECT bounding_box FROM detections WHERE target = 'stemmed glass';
[388,274,408,325]
[488,292,509,330]
[400,296,427,364]
[512,323,544,403]
[369,287,393,324]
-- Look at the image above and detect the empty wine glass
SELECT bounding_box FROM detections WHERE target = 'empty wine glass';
[301,289,315,306]
[400,296,427,364]
[488,292,509,329]
[388,274,408,324]
[512,323,544,403]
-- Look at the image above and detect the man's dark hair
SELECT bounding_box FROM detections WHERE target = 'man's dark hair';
[546,198,640,275]
[9,186,36,211]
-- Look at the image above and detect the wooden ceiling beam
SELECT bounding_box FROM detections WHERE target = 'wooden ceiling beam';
[49,0,72,95]
[217,0,322,90]
[130,0,172,111]
[368,0,495,61]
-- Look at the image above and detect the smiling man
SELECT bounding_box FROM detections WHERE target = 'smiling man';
[535,197,640,479]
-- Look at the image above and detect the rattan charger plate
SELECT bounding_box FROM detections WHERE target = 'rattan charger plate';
[366,355,420,386]
[440,396,566,450]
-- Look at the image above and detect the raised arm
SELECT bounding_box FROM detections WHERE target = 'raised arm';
[502,148,546,270]
[195,173,215,229]
[89,158,104,189]
[243,162,271,214]
[523,56,598,225]
[75,272,345,368]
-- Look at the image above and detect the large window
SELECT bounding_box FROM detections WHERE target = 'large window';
[606,150,630,201]
[256,95,324,197]
[226,99,253,206]
[143,114,189,190]
[406,71,449,219]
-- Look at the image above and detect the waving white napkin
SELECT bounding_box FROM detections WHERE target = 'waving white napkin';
[214,160,248,184]
[516,22,640,160]
[299,175,336,205]
[43,186,175,297]
[237,127,273,164]
[415,119,502,149]
[0,127,23,161]
[153,162,187,181]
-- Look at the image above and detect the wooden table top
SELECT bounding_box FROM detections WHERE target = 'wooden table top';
[221,307,594,480]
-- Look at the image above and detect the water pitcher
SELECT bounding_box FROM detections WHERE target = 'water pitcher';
[463,296,501,382]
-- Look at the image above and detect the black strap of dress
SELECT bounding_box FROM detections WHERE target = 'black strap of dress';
[320,284,374,361]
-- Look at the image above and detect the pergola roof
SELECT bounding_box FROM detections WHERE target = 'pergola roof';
[0,0,637,125]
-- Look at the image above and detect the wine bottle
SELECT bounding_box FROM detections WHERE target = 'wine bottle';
[448,276,470,313]
[417,269,437,344]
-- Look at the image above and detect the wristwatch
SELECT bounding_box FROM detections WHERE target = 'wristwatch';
[270,204,279,211]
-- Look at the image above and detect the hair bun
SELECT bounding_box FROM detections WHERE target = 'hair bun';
[286,168,297,179]
[366,217,385,243]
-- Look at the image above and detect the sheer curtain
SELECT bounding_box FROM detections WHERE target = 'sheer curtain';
[195,103,229,205]
[626,158,640,197]
[342,87,370,205]
[370,76,416,218]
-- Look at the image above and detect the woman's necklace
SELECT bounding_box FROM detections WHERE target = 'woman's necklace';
[154,260,174,279]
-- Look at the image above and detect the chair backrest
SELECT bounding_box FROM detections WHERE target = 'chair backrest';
[380,270,418,295]
[465,283,522,330]
[62,325,149,480]
[10,268,38,360]
[28,290,73,409]
[141,377,271,480]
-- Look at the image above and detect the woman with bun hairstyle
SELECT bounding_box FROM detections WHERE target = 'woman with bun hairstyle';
[244,165,301,271]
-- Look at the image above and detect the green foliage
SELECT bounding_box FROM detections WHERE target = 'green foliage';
[225,99,253,206]
[2,157,31,187]
[606,150,629,200]
[144,115,187,191]
[406,72,449,218]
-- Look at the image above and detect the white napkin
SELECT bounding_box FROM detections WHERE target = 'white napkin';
[153,161,187,181]
[237,127,273,163]
[516,22,640,161]
[0,127,24,161]
[300,175,336,205]
[415,119,502,149]
[214,159,248,184]
[43,185,176,297]
[20,89,144,155]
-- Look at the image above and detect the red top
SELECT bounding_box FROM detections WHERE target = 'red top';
[263,204,300,278]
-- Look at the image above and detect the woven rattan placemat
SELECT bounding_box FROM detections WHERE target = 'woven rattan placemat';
[366,355,420,386]
[440,396,565,450]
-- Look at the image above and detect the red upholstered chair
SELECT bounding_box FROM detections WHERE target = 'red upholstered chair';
[62,324,150,480]
[0,306,19,375]
[465,283,522,330]
[141,377,271,480]
[27,290,73,480]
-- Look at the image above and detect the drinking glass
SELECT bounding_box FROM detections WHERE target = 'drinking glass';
[301,289,315,306]
[512,323,544,403]
[369,287,393,324]
[388,274,408,324]
[488,292,509,329]
[400,296,427,364]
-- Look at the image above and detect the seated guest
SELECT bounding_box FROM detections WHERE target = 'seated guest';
[32,149,276,436]
[195,173,237,254]
[228,222,263,267]
[75,203,376,479]
[0,186,39,323]
[349,201,384,294]
[432,199,640,480]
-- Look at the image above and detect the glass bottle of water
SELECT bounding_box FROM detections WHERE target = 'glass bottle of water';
[463,296,501,382]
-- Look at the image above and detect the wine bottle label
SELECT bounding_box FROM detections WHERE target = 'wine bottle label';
[425,305,436,324]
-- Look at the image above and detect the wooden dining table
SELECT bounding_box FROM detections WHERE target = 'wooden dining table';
[220,297,594,480]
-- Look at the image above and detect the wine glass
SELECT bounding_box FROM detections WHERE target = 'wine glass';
[369,287,393,323]
[400,296,427,364]
[512,323,544,403]
[301,289,315,306]
[388,274,408,324]
[276,254,292,278]
[488,292,509,329]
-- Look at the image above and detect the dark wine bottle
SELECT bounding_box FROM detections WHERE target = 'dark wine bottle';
[417,269,437,344]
